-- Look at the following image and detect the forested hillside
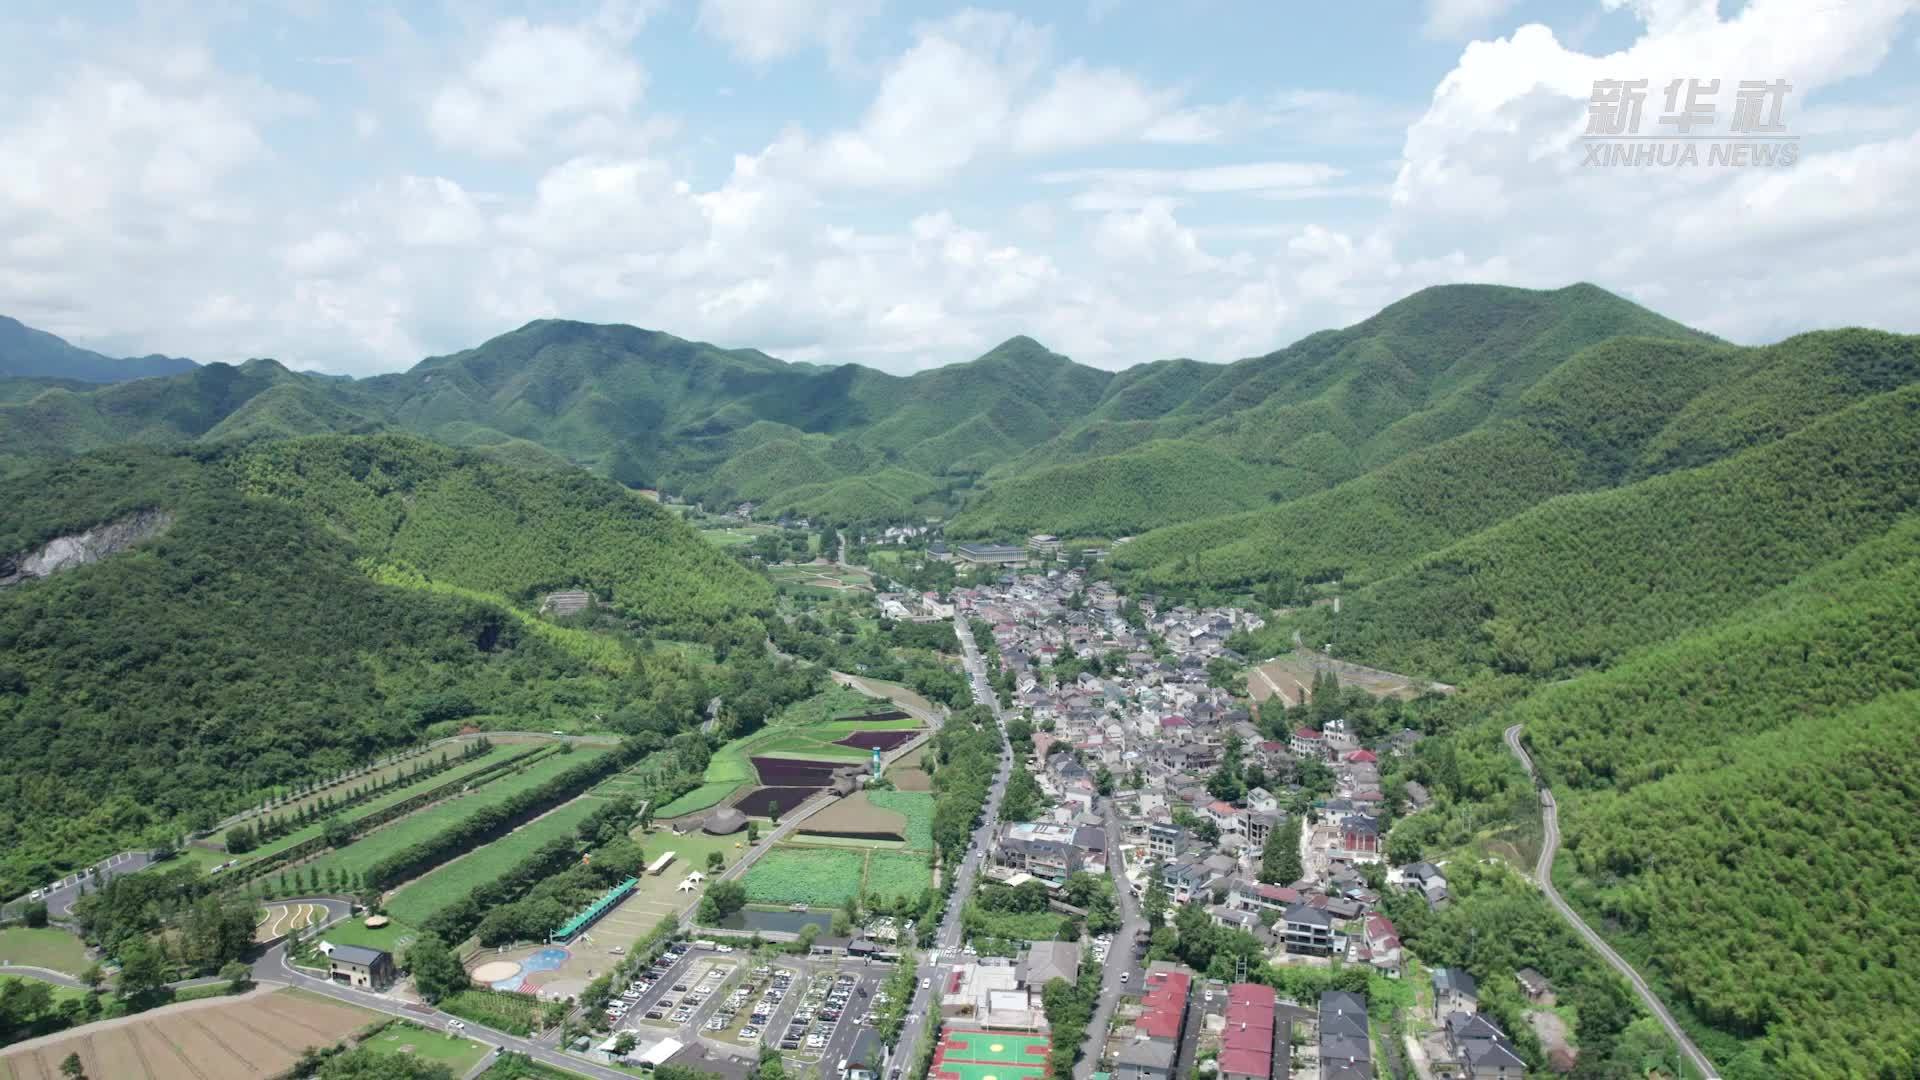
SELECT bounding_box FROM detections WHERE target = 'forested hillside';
[0,436,770,897]
[1309,365,1920,1074]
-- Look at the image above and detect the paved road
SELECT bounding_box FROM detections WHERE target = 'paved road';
[1074,801,1147,1080]
[12,850,154,918]
[252,900,642,1080]
[892,617,1014,1073]
[1504,724,1720,1080]
[0,965,86,989]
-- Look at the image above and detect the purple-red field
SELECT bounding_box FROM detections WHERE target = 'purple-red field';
[734,786,822,815]
[750,756,845,785]
[836,730,918,751]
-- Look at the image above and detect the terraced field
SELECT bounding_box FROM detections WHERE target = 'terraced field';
[237,743,531,865]
[383,795,608,925]
[296,748,606,881]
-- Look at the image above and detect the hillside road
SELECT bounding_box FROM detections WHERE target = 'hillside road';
[1503,724,1720,1080]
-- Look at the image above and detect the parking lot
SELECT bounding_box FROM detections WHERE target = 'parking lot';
[602,943,745,1033]
[597,946,892,1074]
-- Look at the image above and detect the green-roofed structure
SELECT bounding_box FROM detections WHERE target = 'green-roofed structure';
[552,877,638,943]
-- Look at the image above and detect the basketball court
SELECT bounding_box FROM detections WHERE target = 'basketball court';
[933,1030,1050,1080]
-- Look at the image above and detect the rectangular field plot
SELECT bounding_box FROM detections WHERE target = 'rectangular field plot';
[863,851,933,902]
[0,990,378,1080]
[741,847,867,907]
[383,795,606,925]
[299,748,605,880]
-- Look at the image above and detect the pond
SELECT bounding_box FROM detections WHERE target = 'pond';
[710,908,834,935]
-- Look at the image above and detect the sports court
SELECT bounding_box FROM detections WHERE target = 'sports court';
[932,1030,1050,1080]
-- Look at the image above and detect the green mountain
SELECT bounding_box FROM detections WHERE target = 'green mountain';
[0,315,196,382]
[0,434,770,896]
[1291,331,1920,1074]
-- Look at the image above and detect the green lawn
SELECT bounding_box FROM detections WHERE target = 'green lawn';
[317,916,417,955]
[363,1021,493,1073]
[0,927,91,974]
[239,743,529,864]
[385,796,607,925]
[629,829,752,877]
[654,781,740,818]
[298,748,606,880]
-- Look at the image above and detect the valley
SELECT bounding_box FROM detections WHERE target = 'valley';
[0,281,1915,1079]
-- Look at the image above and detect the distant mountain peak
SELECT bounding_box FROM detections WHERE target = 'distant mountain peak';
[0,315,197,383]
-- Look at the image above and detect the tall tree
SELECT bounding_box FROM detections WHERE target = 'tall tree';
[1259,826,1302,886]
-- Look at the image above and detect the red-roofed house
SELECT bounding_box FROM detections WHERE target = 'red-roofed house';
[1136,969,1192,1043]
[1346,749,1378,764]
[1290,727,1328,761]
[1219,983,1278,1080]
[1359,915,1404,976]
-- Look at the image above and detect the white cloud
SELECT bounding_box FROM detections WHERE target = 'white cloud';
[1425,0,1520,39]
[697,0,881,67]
[428,16,648,156]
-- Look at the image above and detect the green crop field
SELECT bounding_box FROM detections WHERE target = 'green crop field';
[666,687,921,819]
[239,743,529,864]
[865,791,935,851]
[383,796,608,925]
[864,851,932,901]
[299,749,606,881]
[741,847,866,907]
[773,685,893,726]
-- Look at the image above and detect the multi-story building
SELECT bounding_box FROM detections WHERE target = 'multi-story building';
[1282,901,1334,956]
[1319,991,1372,1080]
[993,822,1082,880]
[1146,821,1188,861]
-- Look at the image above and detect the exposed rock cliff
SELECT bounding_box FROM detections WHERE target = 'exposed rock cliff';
[0,508,173,586]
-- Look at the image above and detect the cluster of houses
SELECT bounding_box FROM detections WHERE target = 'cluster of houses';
[918,567,1544,1079]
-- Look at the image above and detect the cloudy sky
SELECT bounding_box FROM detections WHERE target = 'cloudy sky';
[2,0,1918,376]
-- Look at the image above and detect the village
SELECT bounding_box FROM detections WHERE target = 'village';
[870,555,1536,1080]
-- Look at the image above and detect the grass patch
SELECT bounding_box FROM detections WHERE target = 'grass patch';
[384,796,607,925]
[311,916,417,957]
[364,1020,493,1073]
[655,782,742,819]
[0,927,90,974]
[772,685,890,727]
[865,791,935,851]
[299,749,606,880]
[864,851,933,902]
[741,847,866,908]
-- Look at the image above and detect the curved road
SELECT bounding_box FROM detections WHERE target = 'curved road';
[1503,724,1720,1080]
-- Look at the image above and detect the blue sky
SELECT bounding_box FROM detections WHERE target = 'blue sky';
[2,0,1918,375]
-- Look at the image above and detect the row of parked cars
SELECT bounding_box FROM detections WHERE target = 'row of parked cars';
[779,971,864,1054]
[708,964,793,1043]
[605,941,692,1026]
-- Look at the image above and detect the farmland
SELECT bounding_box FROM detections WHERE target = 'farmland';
[296,748,606,881]
[440,989,546,1035]
[383,795,608,926]
[741,848,867,908]
[798,793,909,844]
[0,989,378,1080]
[864,851,934,901]
[866,791,935,850]
[733,786,819,817]
[235,742,531,864]
[661,686,924,820]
